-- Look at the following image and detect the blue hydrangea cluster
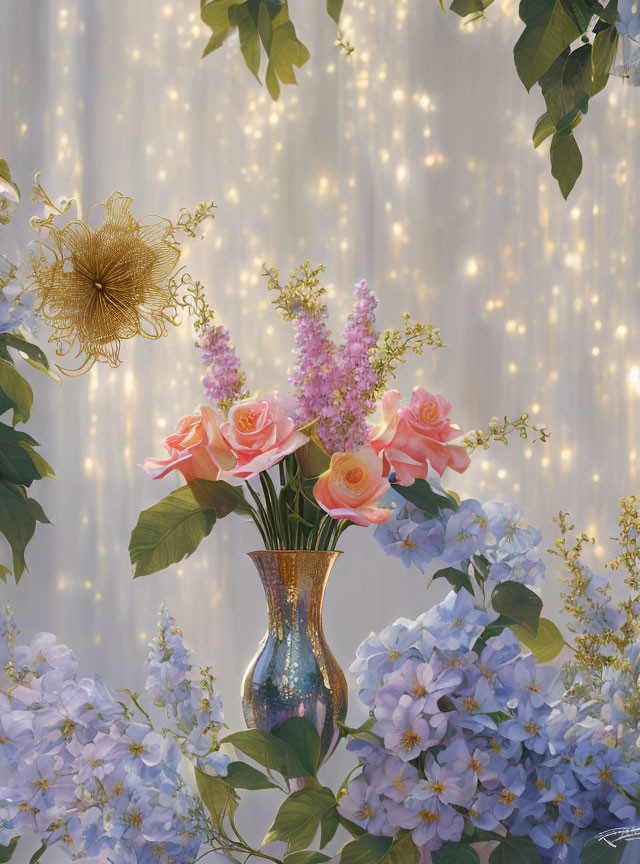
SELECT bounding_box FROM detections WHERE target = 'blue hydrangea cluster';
[342,589,637,862]
[375,496,545,588]
[0,603,229,863]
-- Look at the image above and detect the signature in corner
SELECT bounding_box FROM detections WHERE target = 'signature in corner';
[596,827,640,847]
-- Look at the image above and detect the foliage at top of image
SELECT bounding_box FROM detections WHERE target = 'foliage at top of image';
[200,0,344,99]
[442,0,621,198]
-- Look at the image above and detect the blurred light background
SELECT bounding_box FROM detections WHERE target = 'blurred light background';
[1,0,639,859]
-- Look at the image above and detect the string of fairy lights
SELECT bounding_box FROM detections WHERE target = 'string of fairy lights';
[1,0,639,701]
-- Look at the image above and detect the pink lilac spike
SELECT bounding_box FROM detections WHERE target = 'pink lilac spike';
[201,325,245,407]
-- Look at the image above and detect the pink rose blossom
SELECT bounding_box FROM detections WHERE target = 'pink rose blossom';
[218,393,308,480]
[142,406,236,483]
[313,446,392,527]
[370,388,470,485]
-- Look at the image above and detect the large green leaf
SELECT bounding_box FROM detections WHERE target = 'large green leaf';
[320,804,340,848]
[511,617,565,662]
[0,425,43,487]
[0,480,48,581]
[434,843,480,863]
[29,847,46,864]
[284,854,331,864]
[580,838,626,863]
[586,22,619,95]
[533,111,557,147]
[263,3,310,100]
[129,484,217,577]
[340,835,393,864]
[264,785,337,852]
[224,760,278,789]
[514,0,582,90]
[340,833,419,864]
[0,840,18,863]
[450,0,495,16]
[271,717,322,778]
[222,727,308,779]
[201,0,244,57]
[491,582,542,635]
[539,46,590,126]
[489,835,542,864]
[0,357,33,425]
[195,768,239,832]
[391,478,457,517]
[0,333,49,371]
[326,0,344,24]
[430,566,474,594]
[188,478,252,517]
[235,0,261,79]
[550,128,583,198]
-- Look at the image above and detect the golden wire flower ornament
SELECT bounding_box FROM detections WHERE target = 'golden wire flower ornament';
[28,191,182,375]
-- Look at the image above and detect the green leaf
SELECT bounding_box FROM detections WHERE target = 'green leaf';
[0,159,19,203]
[195,768,239,832]
[0,480,44,581]
[0,425,43,487]
[326,0,344,24]
[586,22,619,95]
[340,833,419,864]
[580,838,626,863]
[550,128,583,198]
[430,566,474,594]
[284,854,331,864]
[450,0,495,16]
[0,333,49,370]
[539,46,591,126]
[533,111,557,147]
[29,847,46,864]
[263,785,337,852]
[236,1,261,79]
[320,803,340,848]
[340,835,393,864]
[0,357,33,424]
[271,717,322,778]
[224,760,278,789]
[201,0,244,57]
[491,582,542,636]
[511,617,565,662]
[263,3,310,100]
[489,835,542,864]
[434,843,480,863]
[222,727,308,779]
[391,478,457,517]
[188,478,252,517]
[0,840,18,863]
[562,0,595,31]
[514,0,582,90]
[129,484,217,577]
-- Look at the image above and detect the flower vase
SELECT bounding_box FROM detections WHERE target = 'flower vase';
[241,550,348,764]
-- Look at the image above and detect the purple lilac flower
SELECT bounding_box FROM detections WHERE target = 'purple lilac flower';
[289,280,380,452]
[201,324,246,408]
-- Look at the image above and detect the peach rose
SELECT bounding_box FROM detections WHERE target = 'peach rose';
[313,446,392,527]
[142,405,235,483]
[218,393,308,480]
[370,388,470,485]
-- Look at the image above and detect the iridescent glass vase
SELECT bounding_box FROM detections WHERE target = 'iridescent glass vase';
[241,550,348,763]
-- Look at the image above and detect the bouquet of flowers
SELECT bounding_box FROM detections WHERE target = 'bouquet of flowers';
[131,262,547,574]
[3,496,639,864]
